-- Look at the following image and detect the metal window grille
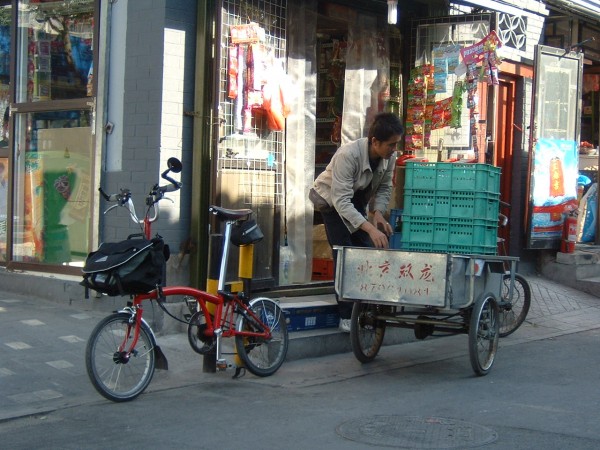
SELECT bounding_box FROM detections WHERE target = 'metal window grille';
[498,13,527,52]
[218,0,287,206]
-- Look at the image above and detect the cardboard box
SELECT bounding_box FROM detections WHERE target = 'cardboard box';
[394,166,406,209]
[313,224,332,259]
[283,301,340,331]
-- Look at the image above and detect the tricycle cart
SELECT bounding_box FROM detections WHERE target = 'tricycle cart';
[334,246,519,376]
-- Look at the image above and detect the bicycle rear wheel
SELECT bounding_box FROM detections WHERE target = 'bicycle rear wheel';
[499,273,531,337]
[235,297,288,377]
[86,312,156,402]
[350,301,386,363]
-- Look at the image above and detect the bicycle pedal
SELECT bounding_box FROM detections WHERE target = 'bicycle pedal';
[216,359,228,371]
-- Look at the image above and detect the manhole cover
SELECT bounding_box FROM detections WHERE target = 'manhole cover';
[336,415,497,449]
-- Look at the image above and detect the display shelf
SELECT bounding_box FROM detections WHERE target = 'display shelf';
[315,36,345,168]
[581,91,598,147]
[579,154,599,170]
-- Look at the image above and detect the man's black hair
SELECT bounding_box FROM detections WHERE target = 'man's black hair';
[368,112,404,142]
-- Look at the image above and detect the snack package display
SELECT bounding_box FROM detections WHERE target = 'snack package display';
[405,31,502,158]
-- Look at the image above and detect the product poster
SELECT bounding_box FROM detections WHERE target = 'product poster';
[529,138,579,243]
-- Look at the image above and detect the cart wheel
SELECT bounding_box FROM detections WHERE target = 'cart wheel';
[350,302,386,363]
[499,273,531,337]
[468,293,499,376]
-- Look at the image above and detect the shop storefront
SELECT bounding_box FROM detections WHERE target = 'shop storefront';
[0,0,98,273]
[1,0,598,297]
[209,0,409,290]
[204,0,552,292]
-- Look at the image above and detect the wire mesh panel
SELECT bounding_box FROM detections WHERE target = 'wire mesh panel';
[218,0,287,206]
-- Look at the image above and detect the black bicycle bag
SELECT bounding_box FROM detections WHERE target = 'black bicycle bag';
[81,237,168,296]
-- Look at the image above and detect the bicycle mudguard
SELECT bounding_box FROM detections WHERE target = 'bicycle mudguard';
[154,345,168,371]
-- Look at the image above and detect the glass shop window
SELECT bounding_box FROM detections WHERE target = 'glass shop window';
[12,109,92,265]
[16,0,94,103]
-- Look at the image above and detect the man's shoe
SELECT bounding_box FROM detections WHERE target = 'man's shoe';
[339,318,351,333]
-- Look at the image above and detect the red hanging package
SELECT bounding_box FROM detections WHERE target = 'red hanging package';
[227,45,238,99]
[262,61,292,131]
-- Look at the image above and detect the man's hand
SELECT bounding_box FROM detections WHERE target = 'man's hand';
[360,211,392,249]
[371,210,393,237]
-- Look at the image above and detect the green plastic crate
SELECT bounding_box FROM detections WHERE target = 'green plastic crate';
[448,191,500,220]
[397,242,497,255]
[401,215,498,255]
[403,189,450,217]
[403,189,499,220]
[400,216,450,245]
[449,217,498,247]
[405,161,501,193]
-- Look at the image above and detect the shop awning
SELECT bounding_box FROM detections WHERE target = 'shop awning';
[454,0,549,18]
[545,0,600,22]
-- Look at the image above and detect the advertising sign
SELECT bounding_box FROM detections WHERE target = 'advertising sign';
[529,138,579,242]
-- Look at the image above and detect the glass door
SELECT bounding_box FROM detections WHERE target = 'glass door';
[0,2,10,263]
[526,45,583,249]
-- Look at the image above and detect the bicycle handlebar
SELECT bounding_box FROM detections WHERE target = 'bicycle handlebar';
[99,158,183,226]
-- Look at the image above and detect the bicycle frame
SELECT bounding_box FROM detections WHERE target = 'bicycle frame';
[131,286,273,363]
[110,185,268,366]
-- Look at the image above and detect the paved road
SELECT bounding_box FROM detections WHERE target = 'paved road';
[0,270,600,440]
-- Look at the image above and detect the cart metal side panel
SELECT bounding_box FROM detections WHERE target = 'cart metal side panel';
[334,247,509,309]
[335,247,449,307]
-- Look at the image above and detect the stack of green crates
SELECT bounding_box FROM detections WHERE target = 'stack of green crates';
[393,161,501,254]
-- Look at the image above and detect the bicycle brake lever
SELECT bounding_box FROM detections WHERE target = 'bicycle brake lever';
[104,204,119,215]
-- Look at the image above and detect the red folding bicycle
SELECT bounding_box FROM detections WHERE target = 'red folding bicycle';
[84,158,288,402]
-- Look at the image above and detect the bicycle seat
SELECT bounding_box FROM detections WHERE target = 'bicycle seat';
[209,205,253,221]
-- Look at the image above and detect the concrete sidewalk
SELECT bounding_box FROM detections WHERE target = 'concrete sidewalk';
[1,271,599,423]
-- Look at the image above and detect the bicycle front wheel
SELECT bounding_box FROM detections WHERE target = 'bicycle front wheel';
[86,312,156,402]
[499,273,531,337]
[235,297,288,377]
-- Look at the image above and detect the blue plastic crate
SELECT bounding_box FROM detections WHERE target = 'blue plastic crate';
[283,303,339,332]
[389,208,403,232]
[389,232,403,249]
